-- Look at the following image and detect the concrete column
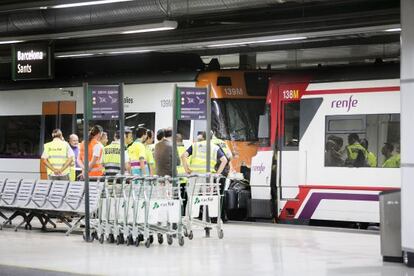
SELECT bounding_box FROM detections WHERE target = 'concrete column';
[239,53,256,70]
[401,0,414,267]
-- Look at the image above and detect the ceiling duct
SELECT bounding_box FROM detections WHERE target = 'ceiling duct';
[0,0,313,35]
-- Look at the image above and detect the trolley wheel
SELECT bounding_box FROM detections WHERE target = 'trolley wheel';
[108,233,115,243]
[149,235,154,244]
[205,227,211,238]
[99,234,105,244]
[126,235,133,246]
[183,228,188,237]
[188,231,194,240]
[138,234,144,242]
[83,232,88,242]
[157,233,164,244]
[134,237,141,247]
[167,234,173,245]
[218,229,224,239]
[25,223,32,230]
[119,234,125,244]
[116,235,122,245]
[178,236,185,246]
[145,238,151,248]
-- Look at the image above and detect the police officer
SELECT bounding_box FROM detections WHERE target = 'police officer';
[102,129,131,176]
[128,127,148,176]
[360,138,377,167]
[381,143,400,168]
[181,131,227,175]
[211,131,232,175]
[176,133,186,176]
[345,133,368,167]
[41,129,74,180]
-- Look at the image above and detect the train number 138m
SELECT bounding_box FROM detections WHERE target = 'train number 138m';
[282,89,300,100]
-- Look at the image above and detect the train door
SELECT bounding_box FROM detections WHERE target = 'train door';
[40,101,76,179]
[276,84,304,217]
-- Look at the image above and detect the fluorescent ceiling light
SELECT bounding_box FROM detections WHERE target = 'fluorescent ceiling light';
[207,36,307,48]
[109,50,152,54]
[121,21,177,34]
[0,40,24,45]
[51,0,134,9]
[56,53,95,58]
[384,28,401,32]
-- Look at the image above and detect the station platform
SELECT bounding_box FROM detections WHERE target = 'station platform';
[0,222,411,276]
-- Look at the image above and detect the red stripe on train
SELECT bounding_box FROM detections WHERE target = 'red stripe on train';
[305,86,399,95]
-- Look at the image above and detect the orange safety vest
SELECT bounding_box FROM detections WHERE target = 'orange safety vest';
[79,139,104,177]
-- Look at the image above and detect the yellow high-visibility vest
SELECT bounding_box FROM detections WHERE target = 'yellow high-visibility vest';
[346,143,368,160]
[367,151,377,167]
[177,145,186,175]
[190,141,217,173]
[43,139,71,176]
[103,142,122,175]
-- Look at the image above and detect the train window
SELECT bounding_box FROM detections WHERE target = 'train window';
[324,114,400,168]
[284,102,300,147]
[244,72,271,96]
[0,116,41,158]
[217,77,232,86]
[211,99,265,141]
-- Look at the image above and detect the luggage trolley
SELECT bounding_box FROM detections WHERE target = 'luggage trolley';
[92,175,130,244]
[183,173,224,240]
[145,176,185,247]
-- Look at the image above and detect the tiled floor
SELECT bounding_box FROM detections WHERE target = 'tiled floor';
[0,222,412,276]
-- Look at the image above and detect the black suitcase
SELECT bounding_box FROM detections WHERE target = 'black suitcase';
[238,190,251,209]
[224,189,238,210]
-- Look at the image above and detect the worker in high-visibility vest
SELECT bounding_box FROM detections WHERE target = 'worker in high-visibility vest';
[176,133,186,176]
[211,131,233,176]
[360,138,377,167]
[102,130,131,176]
[144,129,155,176]
[78,125,105,178]
[345,133,368,167]
[181,131,228,175]
[381,143,400,168]
[128,127,148,176]
[41,129,74,180]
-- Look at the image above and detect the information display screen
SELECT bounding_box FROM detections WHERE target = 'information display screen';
[176,87,207,121]
[90,85,120,120]
[11,42,54,81]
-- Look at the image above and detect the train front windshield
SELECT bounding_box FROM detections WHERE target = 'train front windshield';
[212,99,265,141]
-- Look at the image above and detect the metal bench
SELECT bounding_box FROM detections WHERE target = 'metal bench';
[0,179,22,229]
[5,179,36,231]
[0,178,8,221]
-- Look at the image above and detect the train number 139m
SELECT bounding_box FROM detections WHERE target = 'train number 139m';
[282,89,300,100]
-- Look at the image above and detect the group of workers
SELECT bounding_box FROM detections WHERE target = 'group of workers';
[325,133,400,168]
[41,125,233,181]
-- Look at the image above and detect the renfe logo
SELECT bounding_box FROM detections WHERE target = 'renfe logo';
[252,163,266,174]
[331,95,358,112]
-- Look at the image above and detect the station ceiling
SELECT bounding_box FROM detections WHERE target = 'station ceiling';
[0,0,400,68]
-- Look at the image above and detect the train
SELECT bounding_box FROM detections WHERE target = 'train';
[250,64,401,225]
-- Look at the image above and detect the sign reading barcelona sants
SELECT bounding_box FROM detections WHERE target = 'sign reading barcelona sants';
[11,42,54,81]
[176,87,207,120]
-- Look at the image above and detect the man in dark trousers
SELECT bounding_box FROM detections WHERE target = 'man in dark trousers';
[154,127,180,176]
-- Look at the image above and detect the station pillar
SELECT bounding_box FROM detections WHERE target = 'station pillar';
[239,53,256,69]
[401,0,414,267]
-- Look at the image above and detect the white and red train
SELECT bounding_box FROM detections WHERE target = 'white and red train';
[251,67,400,225]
